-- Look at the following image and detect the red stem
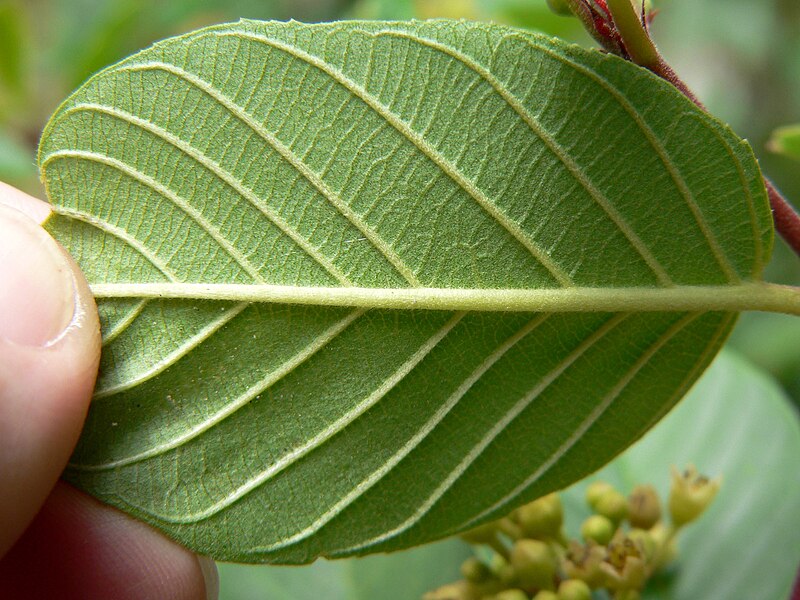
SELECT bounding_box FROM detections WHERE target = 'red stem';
[767,179,800,257]
[651,58,705,110]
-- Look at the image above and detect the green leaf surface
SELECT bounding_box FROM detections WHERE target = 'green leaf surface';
[560,350,800,600]
[218,538,470,600]
[38,19,776,563]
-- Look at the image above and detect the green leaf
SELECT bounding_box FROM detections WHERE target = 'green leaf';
[768,123,800,161]
[560,350,800,600]
[38,19,779,563]
[218,538,470,600]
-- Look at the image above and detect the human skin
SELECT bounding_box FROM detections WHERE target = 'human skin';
[0,182,217,600]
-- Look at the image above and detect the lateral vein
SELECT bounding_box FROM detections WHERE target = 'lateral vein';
[92,302,250,399]
[65,102,353,286]
[123,311,465,523]
[209,30,574,288]
[457,312,699,531]
[71,309,364,468]
[375,29,673,287]
[251,313,551,553]
[42,150,267,284]
[101,299,148,346]
[45,205,179,281]
[520,35,741,283]
[118,62,419,287]
[334,312,628,554]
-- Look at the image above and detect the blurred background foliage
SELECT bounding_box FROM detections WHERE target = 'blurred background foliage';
[0,1,797,596]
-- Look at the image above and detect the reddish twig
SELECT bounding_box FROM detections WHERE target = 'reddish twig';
[767,179,800,257]
[650,58,705,110]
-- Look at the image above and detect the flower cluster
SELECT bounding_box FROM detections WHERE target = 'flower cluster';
[424,466,720,600]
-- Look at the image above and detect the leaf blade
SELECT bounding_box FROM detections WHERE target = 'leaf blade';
[38,19,773,563]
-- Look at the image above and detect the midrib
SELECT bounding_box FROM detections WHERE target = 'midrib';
[89,281,800,316]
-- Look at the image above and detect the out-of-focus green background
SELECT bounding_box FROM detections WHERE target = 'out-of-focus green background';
[1,0,797,596]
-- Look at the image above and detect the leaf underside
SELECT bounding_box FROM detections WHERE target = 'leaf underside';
[38,19,772,563]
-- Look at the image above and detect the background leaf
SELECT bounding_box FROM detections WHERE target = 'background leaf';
[0,0,25,100]
[215,351,800,599]
[38,19,773,563]
[0,129,36,187]
[768,124,800,162]
[218,538,470,600]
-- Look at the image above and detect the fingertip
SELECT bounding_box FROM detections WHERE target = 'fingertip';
[1,483,211,600]
[0,189,212,599]
[198,556,220,600]
[0,193,100,555]
[0,181,52,224]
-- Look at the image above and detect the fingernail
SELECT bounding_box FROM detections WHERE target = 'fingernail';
[197,556,220,600]
[0,204,76,346]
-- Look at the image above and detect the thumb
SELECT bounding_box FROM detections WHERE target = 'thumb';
[0,184,101,556]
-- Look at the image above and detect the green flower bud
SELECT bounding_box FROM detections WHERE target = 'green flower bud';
[494,590,529,600]
[593,489,629,525]
[461,521,499,546]
[557,579,592,600]
[497,516,524,541]
[546,0,574,16]
[628,484,661,530]
[585,481,614,510]
[510,539,557,591]
[489,554,515,585]
[615,591,642,600]
[515,493,564,540]
[580,515,615,545]
[533,591,560,600]
[648,522,677,570]
[498,564,517,586]
[460,557,492,583]
[668,465,721,527]
[563,541,605,588]
[422,581,478,600]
